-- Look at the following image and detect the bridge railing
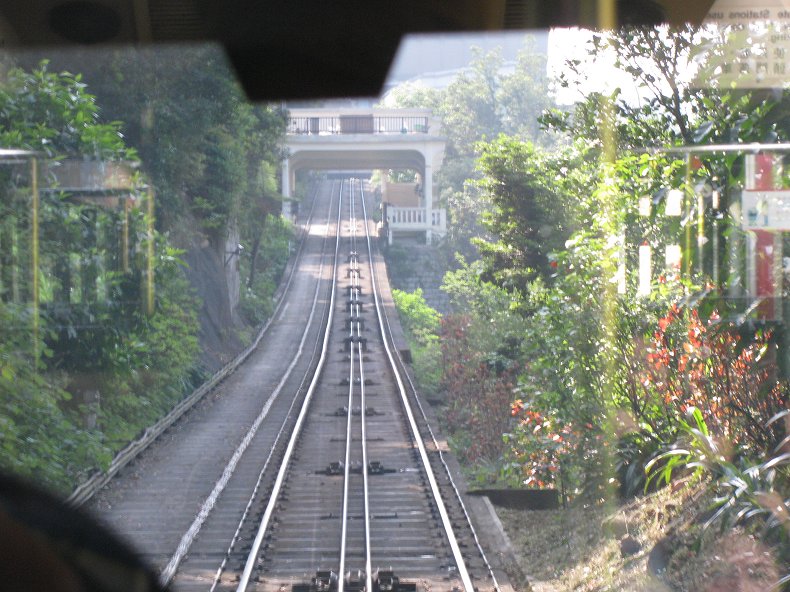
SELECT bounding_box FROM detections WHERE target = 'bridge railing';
[287,115,431,135]
[387,206,446,233]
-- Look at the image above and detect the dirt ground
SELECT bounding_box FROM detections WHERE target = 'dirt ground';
[495,482,786,592]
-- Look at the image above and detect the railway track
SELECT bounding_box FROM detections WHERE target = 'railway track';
[88,179,503,592]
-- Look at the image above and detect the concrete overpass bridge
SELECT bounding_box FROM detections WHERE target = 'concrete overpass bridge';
[283,108,446,243]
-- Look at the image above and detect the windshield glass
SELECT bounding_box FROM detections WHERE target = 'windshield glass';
[0,5,788,591]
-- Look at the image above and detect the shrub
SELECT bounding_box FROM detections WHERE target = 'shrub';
[392,288,442,399]
[440,314,519,464]
[616,300,788,497]
[0,303,112,494]
[646,407,789,550]
[238,215,292,327]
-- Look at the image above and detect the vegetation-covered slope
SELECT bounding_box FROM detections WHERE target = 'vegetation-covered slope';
[0,54,290,494]
[391,27,789,589]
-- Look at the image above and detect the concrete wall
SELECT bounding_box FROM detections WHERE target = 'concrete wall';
[382,181,421,207]
[384,243,452,314]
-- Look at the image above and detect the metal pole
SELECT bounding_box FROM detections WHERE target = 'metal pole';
[122,196,130,273]
[684,153,692,278]
[30,157,39,366]
[697,179,705,275]
[146,187,154,316]
[712,218,719,286]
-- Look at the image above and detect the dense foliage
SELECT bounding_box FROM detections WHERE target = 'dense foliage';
[391,289,442,400]
[474,138,577,294]
[238,214,292,326]
[393,26,789,572]
[0,55,289,494]
[67,47,285,257]
[0,304,110,490]
[0,63,201,492]
[383,38,552,259]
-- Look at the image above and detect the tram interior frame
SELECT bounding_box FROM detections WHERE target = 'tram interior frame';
[0,0,715,101]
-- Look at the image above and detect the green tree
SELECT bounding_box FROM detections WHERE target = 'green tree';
[542,26,784,152]
[383,38,553,259]
[0,61,134,160]
[498,42,553,141]
[473,137,580,294]
[41,46,287,245]
[31,46,290,360]
[241,160,283,290]
[440,47,504,158]
[381,81,442,111]
[0,60,212,495]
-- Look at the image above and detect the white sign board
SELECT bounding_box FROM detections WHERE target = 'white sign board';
[742,190,790,230]
[698,0,790,89]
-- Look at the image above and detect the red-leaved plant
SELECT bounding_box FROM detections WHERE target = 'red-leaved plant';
[624,304,786,455]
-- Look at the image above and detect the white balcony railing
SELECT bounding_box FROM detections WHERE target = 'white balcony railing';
[288,115,430,135]
[287,108,442,136]
[387,207,446,233]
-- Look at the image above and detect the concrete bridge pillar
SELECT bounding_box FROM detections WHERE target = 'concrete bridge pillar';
[424,162,433,244]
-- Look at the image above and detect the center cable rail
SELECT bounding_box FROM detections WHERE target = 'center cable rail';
[338,179,373,592]
[236,178,480,592]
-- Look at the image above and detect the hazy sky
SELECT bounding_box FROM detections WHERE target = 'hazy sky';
[546,28,643,105]
[383,28,638,106]
[386,31,549,88]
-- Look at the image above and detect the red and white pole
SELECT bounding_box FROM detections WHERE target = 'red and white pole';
[746,153,783,321]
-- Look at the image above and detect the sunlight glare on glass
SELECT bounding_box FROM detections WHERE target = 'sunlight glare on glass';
[696,0,790,89]
[547,28,640,105]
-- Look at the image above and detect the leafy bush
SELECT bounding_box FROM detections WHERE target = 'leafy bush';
[0,61,136,159]
[506,401,593,496]
[0,304,112,493]
[0,58,287,496]
[392,288,440,343]
[392,288,442,399]
[439,313,521,466]
[238,215,292,327]
[615,299,788,497]
[646,407,789,550]
[98,247,201,447]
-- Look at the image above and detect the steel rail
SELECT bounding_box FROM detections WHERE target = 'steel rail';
[356,183,374,592]
[235,178,344,592]
[371,223,503,591]
[340,179,373,592]
[338,181,355,591]
[386,330,503,592]
[160,181,336,587]
[358,182,476,592]
[207,181,342,592]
